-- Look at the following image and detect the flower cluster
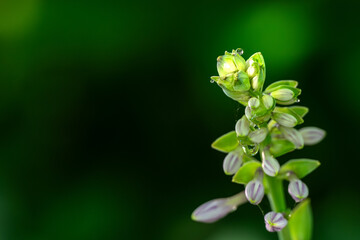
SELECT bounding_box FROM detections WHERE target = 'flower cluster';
[192,49,325,236]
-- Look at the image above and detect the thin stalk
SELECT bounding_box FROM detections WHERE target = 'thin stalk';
[265,174,292,240]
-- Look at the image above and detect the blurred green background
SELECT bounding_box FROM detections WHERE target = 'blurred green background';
[0,0,359,239]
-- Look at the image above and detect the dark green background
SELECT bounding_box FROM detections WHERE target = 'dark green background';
[0,0,359,239]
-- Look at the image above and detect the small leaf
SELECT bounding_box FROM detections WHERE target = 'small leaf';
[288,106,309,118]
[265,80,298,93]
[211,131,238,153]
[288,199,313,240]
[232,160,261,184]
[270,139,296,157]
[280,159,320,179]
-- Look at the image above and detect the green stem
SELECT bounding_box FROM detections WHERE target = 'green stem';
[265,175,292,240]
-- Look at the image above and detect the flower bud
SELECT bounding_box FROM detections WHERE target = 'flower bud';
[191,192,247,223]
[288,179,309,202]
[235,116,250,137]
[248,97,260,109]
[262,94,275,110]
[233,71,251,92]
[261,151,280,177]
[232,49,247,72]
[223,151,243,175]
[279,126,304,149]
[251,75,260,91]
[248,127,268,144]
[270,88,294,101]
[264,212,288,232]
[299,127,326,145]
[246,52,265,92]
[217,51,246,78]
[245,170,264,205]
[272,112,297,127]
[245,180,264,205]
[217,55,238,77]
[246,61,259,78]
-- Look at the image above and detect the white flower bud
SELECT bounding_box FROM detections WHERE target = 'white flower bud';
[235,116,250,137]
[288,179,309,202]
[223,151,243,175]
[272,112,297,127]
[262,95,274,109]
[191,192,247,223]
[279,126,304,149]
[264,212,288,232]
[271,88,295,101]
[251,75,260,90]
[248,128,268,144]
[261,151,280,177]
[299,127,326,145]
[245,179,264,205]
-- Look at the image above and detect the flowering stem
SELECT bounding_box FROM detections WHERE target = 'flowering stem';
[265,174,292,240]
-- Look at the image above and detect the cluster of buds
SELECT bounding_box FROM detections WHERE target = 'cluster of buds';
[192,49,326,237]
[210,48,265,106]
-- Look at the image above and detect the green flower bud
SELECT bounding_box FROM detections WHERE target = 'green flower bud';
[262,95,275,110]
[246,52,266,92]
[232,49,247,72]
[235,115,250,137]
[217,55,238,77]
[248,97,260,109]
[217,50,246,78]
[233,71,251,92]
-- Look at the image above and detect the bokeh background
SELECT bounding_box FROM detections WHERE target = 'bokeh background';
[0,0,359,239]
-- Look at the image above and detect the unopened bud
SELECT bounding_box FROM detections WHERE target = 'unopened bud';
[261,151,280,177]
[235,116,250,137]
[246,62,259,78]
[246,52,265,91]
[272,112,297,127]
[232,51,246,72]
[264,212,288,232]
[191,192,247,223]
[299,127,326,145]
[248,127,268,144]
[223,151,243,175]
[262,95,275,109]
[217,55,238,77]
[279,126,304,149]
[288,178,309,202]
[245,180,264,205]
[233,71,251,92]
[251,75,260,91]
[270,88,294,101]
[245,170,264,205]
[248,97,260,109]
